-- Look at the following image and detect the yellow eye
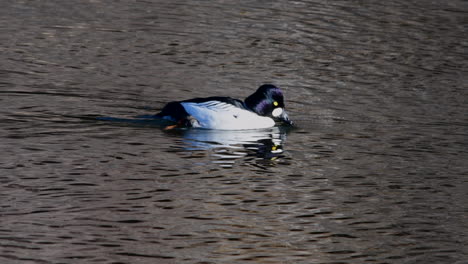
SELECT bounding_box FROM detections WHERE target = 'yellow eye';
[272,145,277,151]
[273,101,278,106]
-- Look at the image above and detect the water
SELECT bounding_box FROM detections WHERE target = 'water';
[1,0,467,263]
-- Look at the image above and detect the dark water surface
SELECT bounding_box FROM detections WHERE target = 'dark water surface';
[1,1,467,263]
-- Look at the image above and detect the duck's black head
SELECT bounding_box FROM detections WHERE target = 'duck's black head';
[245,84,293,125]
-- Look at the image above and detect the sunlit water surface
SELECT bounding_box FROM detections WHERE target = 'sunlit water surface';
[1,1,467,263]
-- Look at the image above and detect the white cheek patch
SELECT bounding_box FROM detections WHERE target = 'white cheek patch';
[272,107,283,117]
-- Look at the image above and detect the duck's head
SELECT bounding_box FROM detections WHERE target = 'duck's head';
[245,84,293,126]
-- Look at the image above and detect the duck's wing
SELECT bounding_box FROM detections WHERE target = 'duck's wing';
[155,97,246,125]
[182,97,246,109]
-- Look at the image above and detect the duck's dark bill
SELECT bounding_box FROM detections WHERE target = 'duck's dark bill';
[278,110,293,126]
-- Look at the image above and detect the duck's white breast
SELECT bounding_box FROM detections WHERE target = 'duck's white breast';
[181,101,274,130]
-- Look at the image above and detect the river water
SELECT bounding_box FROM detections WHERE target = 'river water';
[1,1,467,263]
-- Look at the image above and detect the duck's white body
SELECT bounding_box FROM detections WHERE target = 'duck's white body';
[181,101,275,130]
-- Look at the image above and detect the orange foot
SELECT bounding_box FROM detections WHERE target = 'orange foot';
[164,124,179,130]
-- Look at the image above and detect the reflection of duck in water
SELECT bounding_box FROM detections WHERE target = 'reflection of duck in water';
[155,84,293,130]
[171,127,290,168]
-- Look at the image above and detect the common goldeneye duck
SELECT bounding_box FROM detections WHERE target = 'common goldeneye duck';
[155,84,293,130]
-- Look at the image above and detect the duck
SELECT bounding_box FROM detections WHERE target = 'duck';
[155,84,293,130]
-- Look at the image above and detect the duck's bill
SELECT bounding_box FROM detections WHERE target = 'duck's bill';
[277,110,293,126]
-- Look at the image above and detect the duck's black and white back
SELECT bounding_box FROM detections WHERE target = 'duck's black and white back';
[156,84,292,130]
